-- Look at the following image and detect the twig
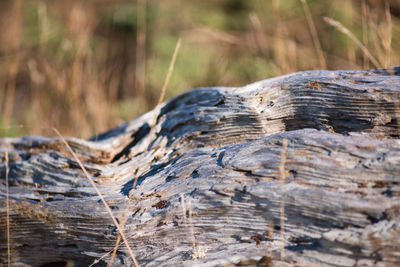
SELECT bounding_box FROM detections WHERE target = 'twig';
[279,139,288,262]
[5,152,11,267]
[324,17,381,68]
[52,128,139,267]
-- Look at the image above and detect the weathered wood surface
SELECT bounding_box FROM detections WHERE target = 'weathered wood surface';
[1,67,400,266]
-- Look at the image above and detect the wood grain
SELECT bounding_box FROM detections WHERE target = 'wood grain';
[1,67,400,266]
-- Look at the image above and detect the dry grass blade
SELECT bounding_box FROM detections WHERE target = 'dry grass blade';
[181,195,198,256]
[361,0,369,69]
[3,58,20,137]
[2,0,22,137]
[188,199,196,248]
[180,193,187,224]
[133,38,182,188]
[324,17,381,68]
[109,213,130,267]
[249,13,268,56]
[89,240,129,267]
[384,1,392,67]
[135,0,147,95]
[153,37,182,124]
[279,139,288,261]
[52,128,139,267]
[5,152,11,266]
[300,0,326,69]
[109,236,122,266]
[89,254,110,267]
[395,92,400,137]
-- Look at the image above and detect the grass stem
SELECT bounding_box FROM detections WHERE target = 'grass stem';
[324,17,381,68]
[279,139,288,262]
[300,0,327,69]
[5,152,11,267]
[384,1,392,68]
[53,128,139,267]
[133,38,182,188]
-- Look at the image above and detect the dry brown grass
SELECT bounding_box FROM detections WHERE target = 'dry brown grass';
[384,1,392,68]
[1,0,21,137]
[324,17,381,68]
[136,0,147,96]
[0,0,398,138]
[361,0,369,69]
[300,0,326,69]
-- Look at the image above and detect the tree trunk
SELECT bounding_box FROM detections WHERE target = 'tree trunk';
[1,67,400,266]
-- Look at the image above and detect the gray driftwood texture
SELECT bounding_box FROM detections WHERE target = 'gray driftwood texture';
[1,67,400,267]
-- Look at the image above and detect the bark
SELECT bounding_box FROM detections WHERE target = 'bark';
[1,67,400,267]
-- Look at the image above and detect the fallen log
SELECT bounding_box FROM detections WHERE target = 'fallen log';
[1,67,400,266]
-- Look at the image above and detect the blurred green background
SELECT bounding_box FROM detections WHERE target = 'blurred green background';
[0,0,399,138]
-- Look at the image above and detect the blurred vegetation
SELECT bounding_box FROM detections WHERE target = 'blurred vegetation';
[0,0,399,138]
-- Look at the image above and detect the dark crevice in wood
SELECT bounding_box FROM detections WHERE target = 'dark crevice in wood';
[111,123,150,163]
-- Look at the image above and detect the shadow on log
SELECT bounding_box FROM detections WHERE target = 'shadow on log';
[1,67,400,266]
